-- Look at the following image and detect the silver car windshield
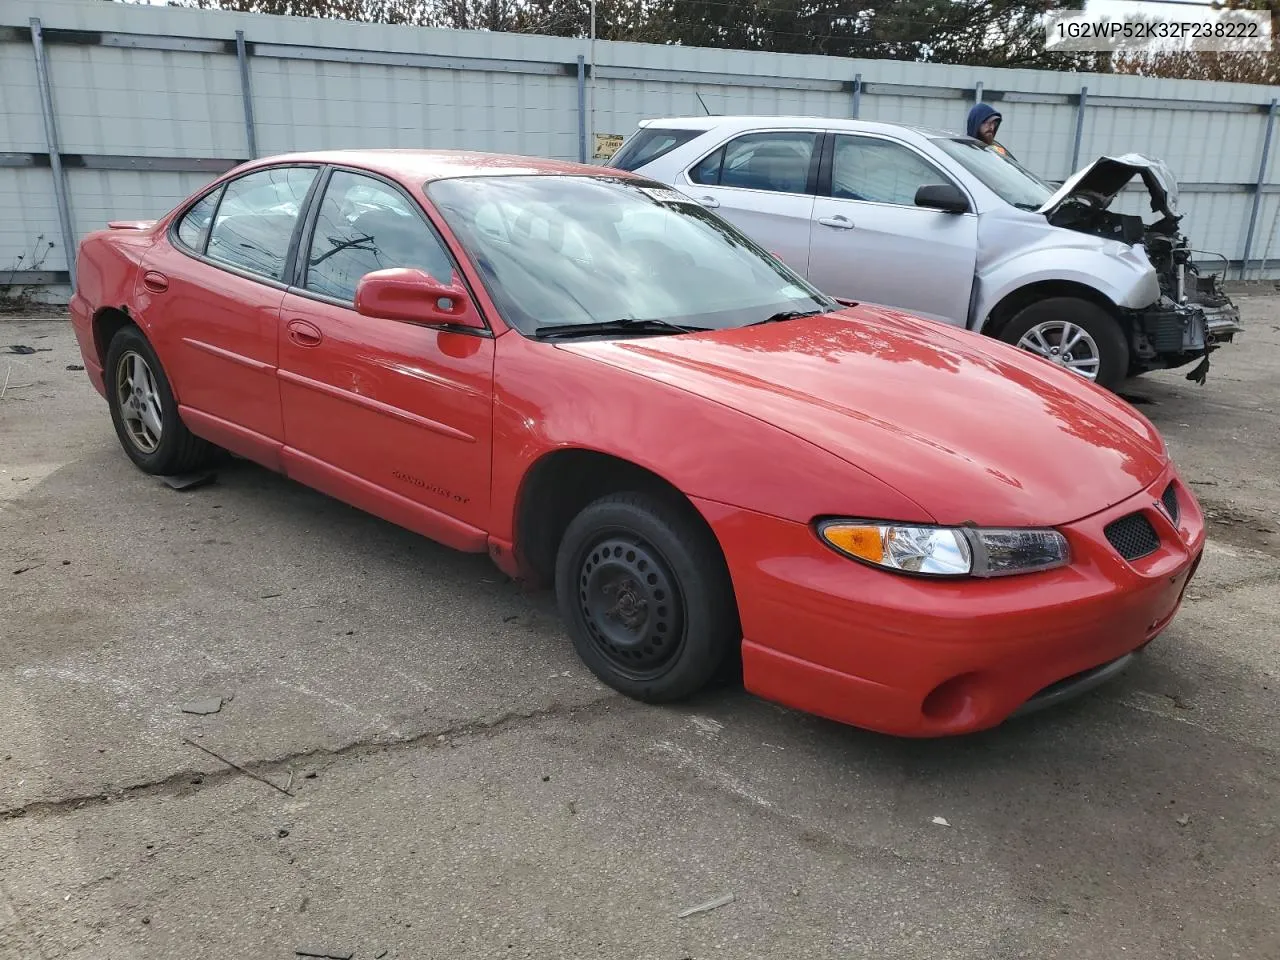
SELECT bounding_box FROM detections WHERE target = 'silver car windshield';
[933,138,1055,211]
[426,175,833,335]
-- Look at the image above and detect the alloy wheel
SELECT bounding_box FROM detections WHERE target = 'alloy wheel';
[115,350,164,453]
[1017,320,1102,380]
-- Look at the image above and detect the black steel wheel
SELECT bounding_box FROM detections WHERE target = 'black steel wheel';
[555,491,739,702]
[575,534,686,682]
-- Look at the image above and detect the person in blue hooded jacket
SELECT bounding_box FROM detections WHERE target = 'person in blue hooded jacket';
[966,102,1015,160]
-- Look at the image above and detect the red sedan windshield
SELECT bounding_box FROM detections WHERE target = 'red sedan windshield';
[427,174,833,334]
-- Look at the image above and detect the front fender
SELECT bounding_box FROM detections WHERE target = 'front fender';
[973,241,1159,333]
[487,333,933,544]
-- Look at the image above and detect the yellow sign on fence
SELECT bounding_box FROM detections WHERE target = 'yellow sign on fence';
[593,133,625,160]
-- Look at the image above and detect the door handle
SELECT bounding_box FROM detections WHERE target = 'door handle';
[696,195,721,209]
[142,271,169,293]
[287,319,322,347]
[817,216,854,230]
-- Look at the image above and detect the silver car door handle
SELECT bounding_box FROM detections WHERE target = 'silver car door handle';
[817,215,854,229]
[696,195,721,208]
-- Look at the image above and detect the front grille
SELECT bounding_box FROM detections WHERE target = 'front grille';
[1161,482,1180,525]
[1104,512,1161,561]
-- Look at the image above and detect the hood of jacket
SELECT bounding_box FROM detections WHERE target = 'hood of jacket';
[966,102,1002,139]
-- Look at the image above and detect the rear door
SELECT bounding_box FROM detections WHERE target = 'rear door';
[807,133,977,325]
[675,129,822,274]
[141,165,320,467]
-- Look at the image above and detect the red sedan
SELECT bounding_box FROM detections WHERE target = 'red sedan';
[69,150,1204,736]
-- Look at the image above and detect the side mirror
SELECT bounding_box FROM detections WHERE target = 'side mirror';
[354,268,486,330]
[915,183,970,214]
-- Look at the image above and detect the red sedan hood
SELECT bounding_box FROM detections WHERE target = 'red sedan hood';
[560,307,1167,527]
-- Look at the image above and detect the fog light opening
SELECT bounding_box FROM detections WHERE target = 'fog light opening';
[921,672,988,724]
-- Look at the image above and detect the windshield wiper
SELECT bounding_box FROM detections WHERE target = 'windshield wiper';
[533,317,709,340]
[748,308,827,326]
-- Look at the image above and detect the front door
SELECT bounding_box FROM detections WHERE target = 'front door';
[676,129,821,273]
[807,134,977,325]
[276,168,494,539]
[142,165,320,465]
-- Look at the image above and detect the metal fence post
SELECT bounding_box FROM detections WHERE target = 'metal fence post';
[1070,85,1088,172]
[851,72,862,119]
[974,81,983,104]
[1240,98,1277,280]
[576,54,587,163]
[29,18,77,290]
[235,30,259,159]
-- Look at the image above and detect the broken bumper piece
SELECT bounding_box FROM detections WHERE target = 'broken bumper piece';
[1138,298,1241,355]
[1132,294,1242,385]
[1203,302,1243,344]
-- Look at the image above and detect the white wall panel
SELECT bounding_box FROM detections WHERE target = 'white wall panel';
[3,0,1279,285]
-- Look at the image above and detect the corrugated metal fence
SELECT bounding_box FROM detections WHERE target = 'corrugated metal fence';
[4,0,1280,297]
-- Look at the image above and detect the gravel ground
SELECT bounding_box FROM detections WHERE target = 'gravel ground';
[2,304,1278,960]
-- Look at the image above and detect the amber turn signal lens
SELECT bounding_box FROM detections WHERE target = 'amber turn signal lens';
[819,524,884,564]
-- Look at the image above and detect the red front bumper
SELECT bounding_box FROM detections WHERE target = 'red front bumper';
[696,465,1204,737]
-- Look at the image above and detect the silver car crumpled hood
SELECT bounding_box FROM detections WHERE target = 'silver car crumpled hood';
[1036,153,1178,221]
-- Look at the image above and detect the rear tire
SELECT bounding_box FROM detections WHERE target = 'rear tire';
[998,297,1129,392]
[105,325,215,475]
[554,491,740,703]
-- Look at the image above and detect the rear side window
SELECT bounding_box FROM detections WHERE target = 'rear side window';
[206,166,318,281]
[608,128,700,171]
[175,188,222,253]
[689,132,819,195]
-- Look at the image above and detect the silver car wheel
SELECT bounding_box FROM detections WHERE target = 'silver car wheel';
[115,350,164,453]
[1017,321,1102,381]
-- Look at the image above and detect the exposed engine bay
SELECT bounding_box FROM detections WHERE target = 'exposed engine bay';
[1039,154,1242,383]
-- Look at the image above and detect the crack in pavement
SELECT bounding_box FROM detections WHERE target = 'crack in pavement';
[1,694,622,822]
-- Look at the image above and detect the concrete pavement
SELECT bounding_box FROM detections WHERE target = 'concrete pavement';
[2,304,1278,959]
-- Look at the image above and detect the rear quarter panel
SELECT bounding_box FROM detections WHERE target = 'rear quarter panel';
[71,224,161,395]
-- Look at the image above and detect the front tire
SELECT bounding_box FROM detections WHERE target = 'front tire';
[105,325,215,475]
[998,297,1129,391]
[554,491,740,703]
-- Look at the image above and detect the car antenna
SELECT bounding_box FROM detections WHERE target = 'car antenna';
[696,91,716,116]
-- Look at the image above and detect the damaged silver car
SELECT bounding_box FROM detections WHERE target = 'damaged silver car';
[609,116,1242,391]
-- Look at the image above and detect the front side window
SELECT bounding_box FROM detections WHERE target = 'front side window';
[304,171,457,303]
[175,188,222,253]
[831,135,957,207]
[206,166,317,281]
[427,175,834,334]
[689,131,819,195]
[932,137,1054,211]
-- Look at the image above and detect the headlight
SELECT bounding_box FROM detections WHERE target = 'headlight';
[817,520,1070,578]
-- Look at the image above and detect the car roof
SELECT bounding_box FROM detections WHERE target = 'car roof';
[235,149,634,184]
[638,115,962,141]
